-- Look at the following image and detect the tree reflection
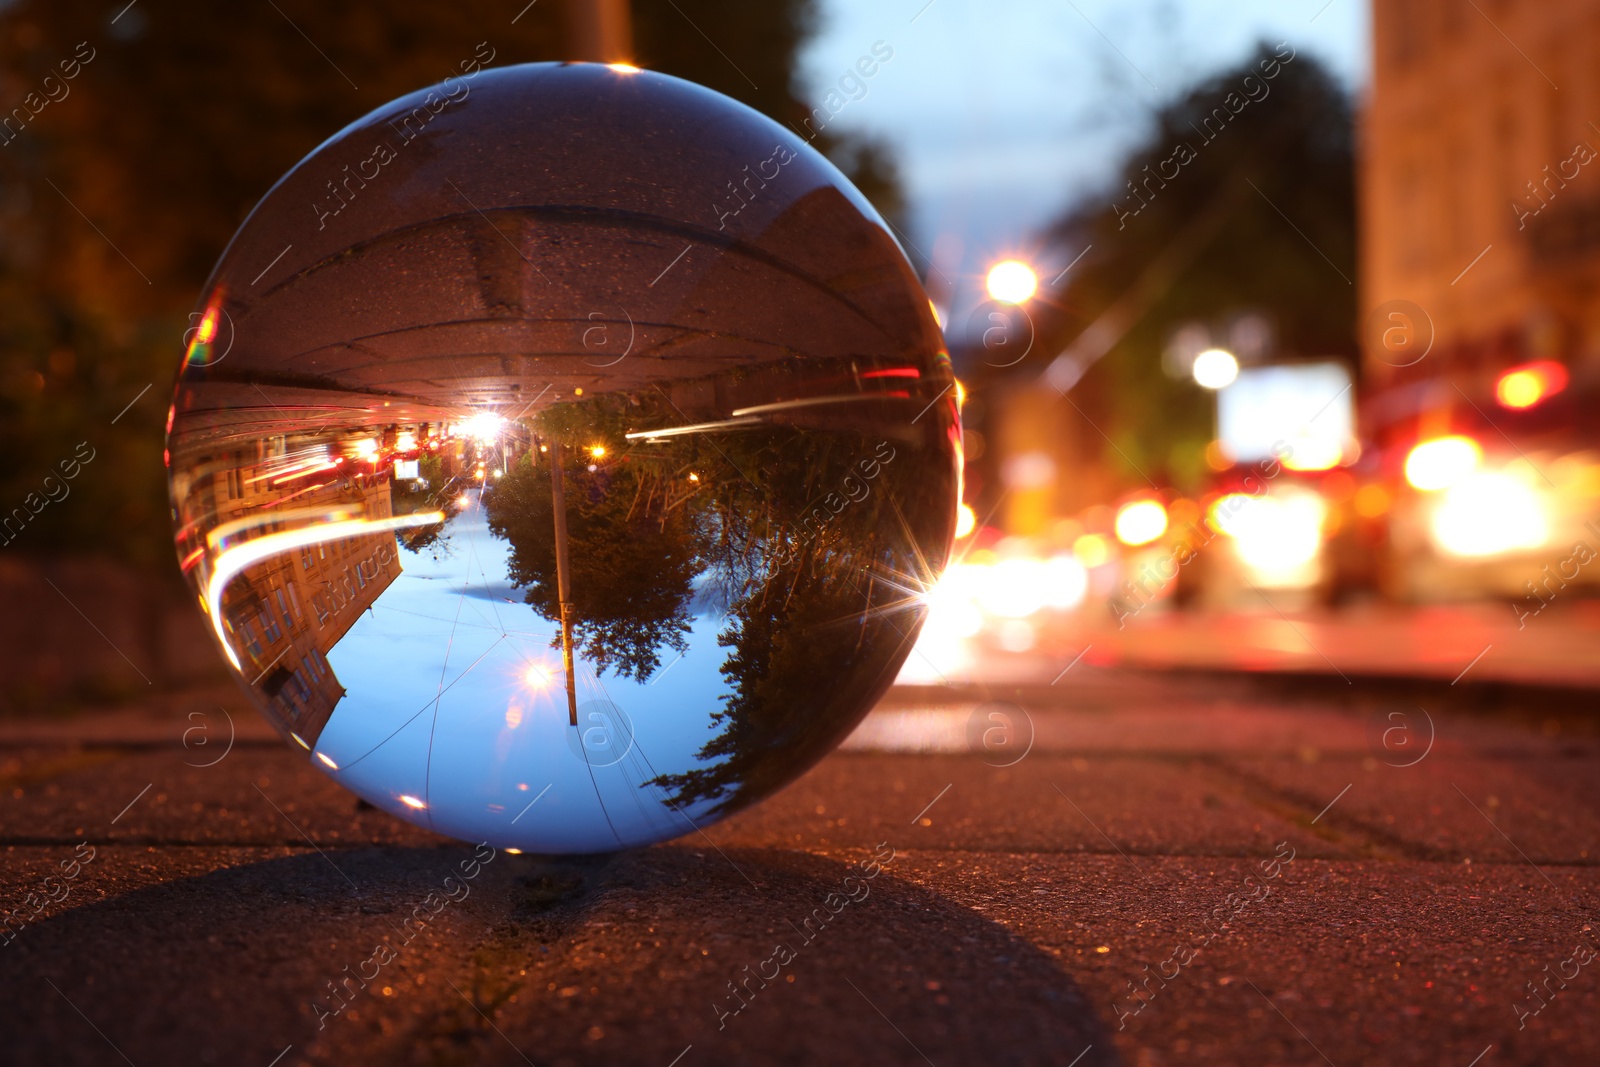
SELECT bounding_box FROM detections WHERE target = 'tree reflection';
[480,380,956,813]
[484,431,703,683]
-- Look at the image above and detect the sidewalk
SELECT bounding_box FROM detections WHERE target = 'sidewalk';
[902,600,1600,691]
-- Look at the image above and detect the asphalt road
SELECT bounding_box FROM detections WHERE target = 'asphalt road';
[0,667,1596,1066]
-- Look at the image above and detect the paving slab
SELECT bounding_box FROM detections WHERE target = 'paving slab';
[0,674,1596,1065]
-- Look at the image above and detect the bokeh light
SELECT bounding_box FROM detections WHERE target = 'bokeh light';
[1192,348,1240,389]
[1405,436,1481,491]
[985,260,1038,304]
[1114,499,1168,546]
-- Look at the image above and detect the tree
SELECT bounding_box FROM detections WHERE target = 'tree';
[630,0,907,234]
[485,449,702,684]
[643,419,953,815]
[1020,43,1356,494]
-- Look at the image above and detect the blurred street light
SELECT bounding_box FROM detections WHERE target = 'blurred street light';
[1192,347,1239,389]
[985,260,1038,304]
[1114,499,1168,546]
[1430,472,1549,557]
[1211,489,1326,586]
[1404,436,1481,491]
[1495,360,1569,410]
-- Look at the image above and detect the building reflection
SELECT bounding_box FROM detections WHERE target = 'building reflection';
[170,420,491,748]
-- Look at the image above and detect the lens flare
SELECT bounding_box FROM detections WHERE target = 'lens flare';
[461,412,506,442]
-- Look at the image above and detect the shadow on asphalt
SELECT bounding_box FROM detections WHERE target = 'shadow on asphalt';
[0,843,1119,1066]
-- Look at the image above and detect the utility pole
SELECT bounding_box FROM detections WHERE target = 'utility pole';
[549,441,579,725]
[566,0,633,63]
[552,0,630,728]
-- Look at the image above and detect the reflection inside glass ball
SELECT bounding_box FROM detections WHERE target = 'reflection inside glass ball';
[167,63,958,853]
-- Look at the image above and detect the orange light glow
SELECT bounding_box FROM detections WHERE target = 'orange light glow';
[398,795,426,810]
[1073,533,1111,568]
[1495,361,1568,410]
[1353,484,1391,518]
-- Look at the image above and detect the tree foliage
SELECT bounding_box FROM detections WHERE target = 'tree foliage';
[1027,43,1356,491]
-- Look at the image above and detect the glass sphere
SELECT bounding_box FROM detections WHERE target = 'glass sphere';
[167,63,959,853]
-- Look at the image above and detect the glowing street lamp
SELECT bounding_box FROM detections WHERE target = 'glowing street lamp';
[1115,499,1168,546]
[985,260,1038,304]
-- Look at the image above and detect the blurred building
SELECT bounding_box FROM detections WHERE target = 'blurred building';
[1362,1,1600,599]
[1363,0,1600,398]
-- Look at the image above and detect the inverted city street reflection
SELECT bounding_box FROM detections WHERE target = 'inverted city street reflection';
[166,63,959,853]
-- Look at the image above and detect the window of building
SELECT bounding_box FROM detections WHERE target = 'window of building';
[238,617,262,657]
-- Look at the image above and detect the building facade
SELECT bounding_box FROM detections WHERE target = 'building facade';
[1363,0,1600,395]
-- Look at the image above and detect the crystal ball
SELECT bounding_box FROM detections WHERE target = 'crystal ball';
[167,62,959,853]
